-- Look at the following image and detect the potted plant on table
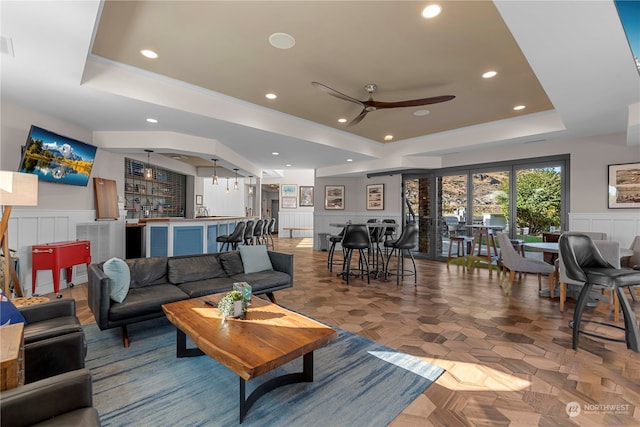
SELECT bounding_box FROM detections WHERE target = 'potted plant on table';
[218,290,248,320]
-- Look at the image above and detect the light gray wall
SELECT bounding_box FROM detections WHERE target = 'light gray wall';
[314,174,402,214]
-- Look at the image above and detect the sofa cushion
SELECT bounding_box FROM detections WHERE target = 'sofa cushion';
[219,251,244,276]
[126,257,168,289]
[103,257,131,303]
[109,284,188,321]
[230,271,291,294]
[239,245,273,274]
[167,254,226,284]
[23,317,82,344]
[177,277,237,298]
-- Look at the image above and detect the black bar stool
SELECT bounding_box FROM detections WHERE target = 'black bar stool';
[340,224,370,285]
[384,223,419,286]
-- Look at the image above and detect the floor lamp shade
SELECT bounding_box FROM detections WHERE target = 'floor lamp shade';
[0,171,39,206]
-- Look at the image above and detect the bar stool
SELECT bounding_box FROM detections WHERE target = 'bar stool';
[340,224,370,285]
[243,220,255,246]
[216,222,245,251]
[265,218,276,250]
[384,223,419,286]
[327,228,345,272]
[559,232,640,352]
[447,236,472,270]
[252,219,264,245]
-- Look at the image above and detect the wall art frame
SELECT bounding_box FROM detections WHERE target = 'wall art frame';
[366,183,384,210]
[325,185,345,210]
[281,184,297,198]
[281,196,297,209]
[608,162,640,208]
[299,186,314,207]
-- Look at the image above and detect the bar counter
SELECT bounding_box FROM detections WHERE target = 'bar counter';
[137,216,254,257]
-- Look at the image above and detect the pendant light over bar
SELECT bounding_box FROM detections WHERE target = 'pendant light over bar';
[225,178,230,194]
[144,149,154,180]
[211,158,218,185]
[248,176,254,195]
[233,168,239,190]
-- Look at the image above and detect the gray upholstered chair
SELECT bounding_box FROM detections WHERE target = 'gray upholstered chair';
[0,369,100,427]
[559,232,640,352]
[496,232,556,296]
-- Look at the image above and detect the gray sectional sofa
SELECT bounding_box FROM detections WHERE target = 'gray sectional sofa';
[87,250,293,346]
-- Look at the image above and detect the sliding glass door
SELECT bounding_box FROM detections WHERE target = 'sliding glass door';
[403,155,568,261]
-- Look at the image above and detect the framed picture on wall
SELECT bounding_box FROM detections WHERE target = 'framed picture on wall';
[608,162,640,208]
[366,184,384,210]
[281,184,297,198]
[325,185,345,210]
[299,186,314,206]
[281,196,297,208]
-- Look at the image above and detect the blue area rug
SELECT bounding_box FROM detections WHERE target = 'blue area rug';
[84,317,443,426]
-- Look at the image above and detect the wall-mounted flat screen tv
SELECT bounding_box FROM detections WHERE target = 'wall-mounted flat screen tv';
[18,125,97,187]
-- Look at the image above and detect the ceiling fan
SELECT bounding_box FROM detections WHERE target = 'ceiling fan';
[312,81,455,126]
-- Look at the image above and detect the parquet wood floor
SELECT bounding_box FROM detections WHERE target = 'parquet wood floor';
[50,236,640,426]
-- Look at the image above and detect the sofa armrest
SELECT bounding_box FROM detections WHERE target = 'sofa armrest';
[1,369,94,427]
[19,299,76,323]
[87,263,111,330]
[268,251,294,280]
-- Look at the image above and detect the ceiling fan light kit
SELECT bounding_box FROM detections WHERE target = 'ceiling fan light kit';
[312,81,455,126]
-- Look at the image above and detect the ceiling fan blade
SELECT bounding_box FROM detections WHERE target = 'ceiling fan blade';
[312,82,364,107]
[348,109,369,126]
[368,95,456,109]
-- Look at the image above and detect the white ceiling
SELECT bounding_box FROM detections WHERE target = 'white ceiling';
[1,1,638,178]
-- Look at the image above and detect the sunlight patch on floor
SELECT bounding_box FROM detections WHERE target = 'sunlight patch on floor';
[296,238,314,248]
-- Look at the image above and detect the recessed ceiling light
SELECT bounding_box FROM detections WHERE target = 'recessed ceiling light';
[413,109,430,116]
[272,152,279,156]
[146,118,158,123]
[265,93,277,100]
[338,118,347,123]
[384,135,394,141]
[269,32,296,49]
[170,155,183,159]
[285,164,292,167]
[513,105,526,111]
[140,49,158,59]
[422,4,442,18]
[346,158,353,162]
[482,70,497,79]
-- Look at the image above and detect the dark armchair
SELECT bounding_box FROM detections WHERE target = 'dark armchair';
[1,369,100,427]
[559,232,640,352]
[18,299,86,383]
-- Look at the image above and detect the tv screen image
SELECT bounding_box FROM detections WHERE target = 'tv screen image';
[18,125,97,187]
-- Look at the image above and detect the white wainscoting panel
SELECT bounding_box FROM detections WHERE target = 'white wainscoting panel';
[569,212,640,248]
[7,208,125,296]
[277,211,314,238]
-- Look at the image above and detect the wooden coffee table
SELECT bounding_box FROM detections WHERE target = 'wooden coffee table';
[162,295,337,423]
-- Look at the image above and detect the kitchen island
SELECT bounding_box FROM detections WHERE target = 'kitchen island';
[138,216,255,257]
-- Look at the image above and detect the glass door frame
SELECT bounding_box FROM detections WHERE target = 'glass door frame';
[402,154,569,261]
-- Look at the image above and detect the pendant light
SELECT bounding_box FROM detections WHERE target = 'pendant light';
[233,168,239,190]
[248,176,254,195]
[225,178,230,194]
[144,149,154,180]
[211,158,218,185]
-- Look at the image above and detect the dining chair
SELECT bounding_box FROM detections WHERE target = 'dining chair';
[559,232,640,352]
[623,235,640,269]
[496,232,556,297]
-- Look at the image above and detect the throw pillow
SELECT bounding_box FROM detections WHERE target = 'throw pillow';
[219,252,245,276]
[0,290,27,325]
[239,245,274,274]
[103,257,131,303]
